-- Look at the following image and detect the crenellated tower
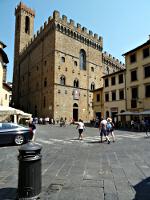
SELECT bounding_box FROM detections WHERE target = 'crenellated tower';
[13,2,35,107]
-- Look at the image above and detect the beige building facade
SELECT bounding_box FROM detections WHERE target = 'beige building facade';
[0,41,11,107]
[102,69,126,122]
[123,37,150,113]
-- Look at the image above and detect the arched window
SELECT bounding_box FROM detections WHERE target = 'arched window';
[60,75,66,85]
[73,79,79,88]
[73,103,78,107]
[80,49,86,70]
[25,16,30,34]
[91,82,95,90]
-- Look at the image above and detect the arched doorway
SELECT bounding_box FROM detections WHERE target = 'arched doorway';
[73,103,78,121]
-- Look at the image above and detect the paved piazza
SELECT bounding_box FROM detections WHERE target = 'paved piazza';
[0,124,150,200]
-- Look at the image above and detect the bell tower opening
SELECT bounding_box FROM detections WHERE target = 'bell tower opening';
[13,2,35,108]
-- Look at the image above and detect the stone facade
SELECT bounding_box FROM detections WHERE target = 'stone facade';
[13,2,123,122]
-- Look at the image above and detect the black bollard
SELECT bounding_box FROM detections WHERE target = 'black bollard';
[18,142,42,199]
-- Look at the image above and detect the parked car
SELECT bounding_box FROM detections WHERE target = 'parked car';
[0,123,33,145]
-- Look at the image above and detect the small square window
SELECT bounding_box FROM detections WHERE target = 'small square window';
[111,76,116,85]
[44,60,47,66]
[130,53,136,63]
[91,67,94,72]
[144,65,150,78]
[131,70,137,81]
[61,57,65,63]
[143,47,149,58]
[74,61,77,66]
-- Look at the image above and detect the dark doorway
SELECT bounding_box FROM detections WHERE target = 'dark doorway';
[73,103,78,121]
[73,109,78,121]
[112,112,118,122]
[96,112,101,119]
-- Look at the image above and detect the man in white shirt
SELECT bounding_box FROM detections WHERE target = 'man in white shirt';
[99,117,110,144]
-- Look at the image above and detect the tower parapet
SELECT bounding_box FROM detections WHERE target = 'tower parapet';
[15,2,35,17]
[102,51,125,71]
[20,9,103,58]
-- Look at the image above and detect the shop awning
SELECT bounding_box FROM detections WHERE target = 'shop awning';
[117,111,140,116]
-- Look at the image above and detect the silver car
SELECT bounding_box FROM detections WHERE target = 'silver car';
[0,123,33,145]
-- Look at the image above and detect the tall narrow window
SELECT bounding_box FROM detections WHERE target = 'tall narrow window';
[80,49,86,70]
[145,85,150,97]
[132,87,138,99]
[91,82,95,90]
[60,75,66,85]
[143,47,149,58]
[144,65,150,78]
[111,76,116,85]
[131,70,137,81]
[105,78,109,87]
[119,74,123,84]
[96,94,100,102]
[43,96,46,108]
[74,79,79,88]
[25,16,30,34]
[44,78,47,87]
[130,53,136,63]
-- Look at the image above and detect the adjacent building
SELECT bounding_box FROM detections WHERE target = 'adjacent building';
[123,36,150,113]
[92,36,150,123]
[102,69,126,122]
[0,41,11,106]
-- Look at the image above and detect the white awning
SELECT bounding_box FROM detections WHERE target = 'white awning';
[0,106,31,118]
[140,110,150,115]
[117,111,140,116]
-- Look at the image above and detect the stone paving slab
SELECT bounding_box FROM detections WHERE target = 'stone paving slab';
[0,125,150,199]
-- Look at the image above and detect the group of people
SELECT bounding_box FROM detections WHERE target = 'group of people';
[99,117,115,144]
[76,117,115,143]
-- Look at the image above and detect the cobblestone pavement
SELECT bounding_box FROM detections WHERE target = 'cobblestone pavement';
[0,125,150,200]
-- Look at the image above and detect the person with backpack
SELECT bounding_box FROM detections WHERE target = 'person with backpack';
[107,118,115,142]
[99,117,111,144]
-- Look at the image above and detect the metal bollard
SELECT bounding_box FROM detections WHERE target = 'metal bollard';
[18,141,42,200]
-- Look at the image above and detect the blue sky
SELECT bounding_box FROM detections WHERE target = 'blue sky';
[1,0,150,82]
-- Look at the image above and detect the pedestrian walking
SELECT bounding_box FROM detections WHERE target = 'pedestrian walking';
[107,118,115,142]
[99,117,110,144]
[76,119,85,140]
[29,118,36,141]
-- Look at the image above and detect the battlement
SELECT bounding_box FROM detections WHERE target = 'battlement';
[15,2,35,17]
[20,9,103,57]
[53,10,103,43]
[102,51,125,69]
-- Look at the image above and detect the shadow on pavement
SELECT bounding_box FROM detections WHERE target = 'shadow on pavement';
[0,187,17,199]
[86,141,101,144]
[133,177,150,200]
